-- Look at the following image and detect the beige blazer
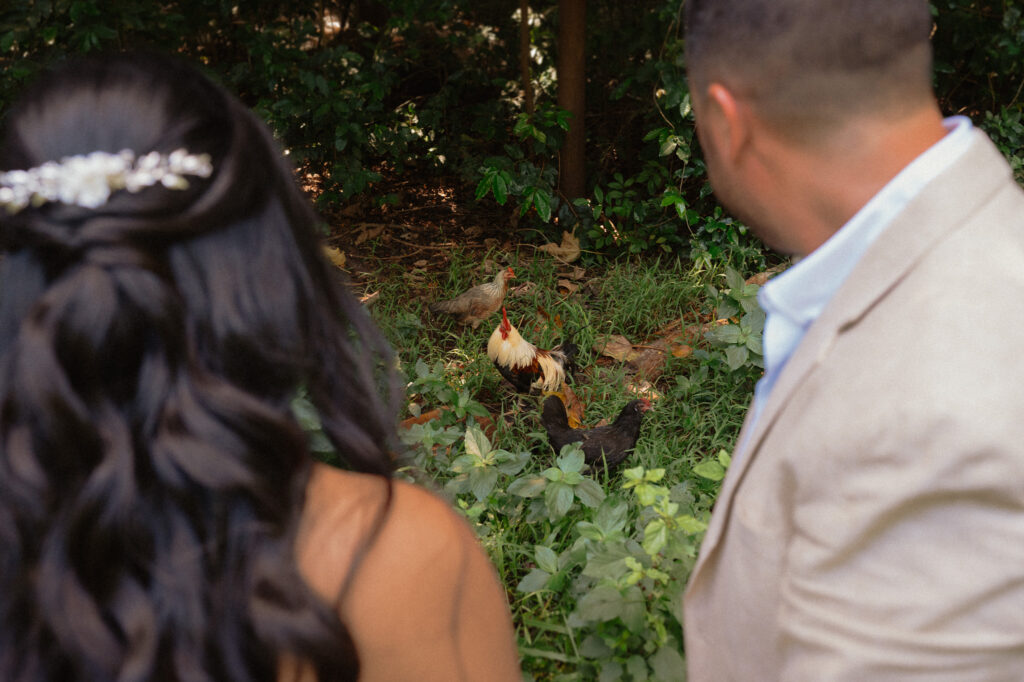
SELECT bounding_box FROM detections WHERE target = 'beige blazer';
[683,130,1024,681]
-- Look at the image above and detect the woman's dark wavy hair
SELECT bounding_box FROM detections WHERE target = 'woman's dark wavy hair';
[0,53,398,681]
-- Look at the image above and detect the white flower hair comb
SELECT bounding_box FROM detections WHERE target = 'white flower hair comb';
[0,148,213,214]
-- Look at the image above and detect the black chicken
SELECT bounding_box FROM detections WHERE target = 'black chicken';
[541,395,651,471]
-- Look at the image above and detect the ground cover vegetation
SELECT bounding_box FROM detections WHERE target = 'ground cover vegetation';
[3,1,1022,679]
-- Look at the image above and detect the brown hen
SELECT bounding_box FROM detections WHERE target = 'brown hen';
[428,266,515,328]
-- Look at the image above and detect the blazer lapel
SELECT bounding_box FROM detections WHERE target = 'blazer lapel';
[688,129,1013,581]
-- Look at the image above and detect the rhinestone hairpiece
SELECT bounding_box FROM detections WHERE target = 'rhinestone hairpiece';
[0,148,213,214]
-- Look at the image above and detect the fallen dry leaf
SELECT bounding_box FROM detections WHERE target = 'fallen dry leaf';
[354,223,386,245]
[538,231,581,263]
[360,291,380,306]
[322,245,347,270]
[626,380,661,401]
[595,335,640,363]
[557,279,579,295]
[671,344,694,359]
[413,259,429,268]
[568,266,586,280]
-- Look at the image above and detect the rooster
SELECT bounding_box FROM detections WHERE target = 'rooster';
[428,266,515,328]
[541,395,651,471]
[487,307,577,393]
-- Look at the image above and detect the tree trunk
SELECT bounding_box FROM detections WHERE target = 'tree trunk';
[557,0,586,199]
[519,0,534,115]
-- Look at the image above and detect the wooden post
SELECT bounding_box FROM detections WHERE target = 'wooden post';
[557,0,586,199]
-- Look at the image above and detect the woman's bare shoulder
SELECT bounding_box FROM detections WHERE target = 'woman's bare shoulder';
[298,465,520,681]
[297,464,481,601]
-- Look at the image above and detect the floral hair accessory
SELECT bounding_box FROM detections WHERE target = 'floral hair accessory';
[0,148,213,214]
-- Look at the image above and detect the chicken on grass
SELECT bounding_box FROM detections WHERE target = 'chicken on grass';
[541,395,651,471]
[428,266,515,328]
[487,307,577,393]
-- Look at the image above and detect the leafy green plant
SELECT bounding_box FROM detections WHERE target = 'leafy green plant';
[704,267,765,373]
[445,423,530,501]
[558,467,703,681]
[691,448,732,483]
[475,104,569,224]
[508,446,607,523]
[980,106,1024,185]
[688,206,768,271]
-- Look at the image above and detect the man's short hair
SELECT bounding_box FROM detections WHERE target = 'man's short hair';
[685,0,935,140]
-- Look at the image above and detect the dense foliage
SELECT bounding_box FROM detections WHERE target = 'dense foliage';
[3,1,1021,263]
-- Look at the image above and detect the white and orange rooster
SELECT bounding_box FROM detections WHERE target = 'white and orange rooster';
[487,307,577,393]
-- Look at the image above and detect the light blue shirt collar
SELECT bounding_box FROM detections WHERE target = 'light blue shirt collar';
[748,115,975,430]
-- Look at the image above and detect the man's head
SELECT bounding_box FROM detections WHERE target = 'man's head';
[684,0,943,254]
[685,0,935,143]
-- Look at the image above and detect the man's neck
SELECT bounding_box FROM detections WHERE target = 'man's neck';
[759,106,949,256]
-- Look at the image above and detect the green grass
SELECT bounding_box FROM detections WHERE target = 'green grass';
[341,251,762,681]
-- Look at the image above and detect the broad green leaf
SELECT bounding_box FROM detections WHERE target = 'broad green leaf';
[448,453,476,474]
[468,467,499,501]
[716,299,740,320]
[493,173,509,205]
[676,514,708,534]
[576,521,604,542]
[516,567,551,593]
[619,584,647,631]
[542,466,564,482]
[557,447,586,473]
[649,643,687,681]
[633,482,670,507]
[574,583,626,623]
[575,478,607,508]
[626,655,650,681]
[599,662,625,682]
[643,518,669,556]
[563,471,586,486]
[595,498,630,534]
[464,423,490,458]
[497,450,531,476]
[717,449,732,468]
[742,307,766,331]
[443,473,470,495]
[474,176,490,201]
[581,543,631,580]
[535,545,559,574]
[724,266,746,293]
[725,345,749,371]
[645,468,667,483]
[580,634,613,659]
[693,459,726,481]
[706,325,742,345]
[508,475,547,498]
[545,481,575,521]
[533,189,552,222]
[622,466,646,485]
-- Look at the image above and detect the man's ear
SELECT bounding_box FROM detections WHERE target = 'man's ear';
[703,82,752,164]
